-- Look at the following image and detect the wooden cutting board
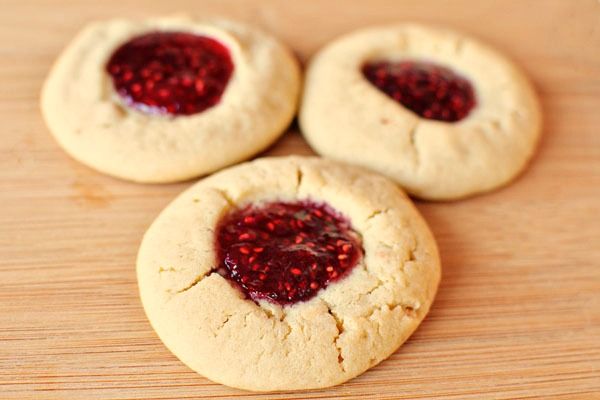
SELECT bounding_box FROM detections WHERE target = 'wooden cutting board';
[1,1,599,398]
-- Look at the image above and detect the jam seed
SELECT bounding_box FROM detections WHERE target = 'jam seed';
[194,79,205,93]
[239,246,250,255]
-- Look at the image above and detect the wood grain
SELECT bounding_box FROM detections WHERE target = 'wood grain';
[1,0,600,399]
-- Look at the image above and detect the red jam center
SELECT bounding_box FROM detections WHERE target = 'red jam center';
[362,61,476,122]
[106,32,233,116]
[215,201,363,305]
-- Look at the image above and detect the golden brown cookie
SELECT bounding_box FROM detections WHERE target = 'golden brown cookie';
[137,156,440,391]
[42,16,300,182]
[300,23,541,200]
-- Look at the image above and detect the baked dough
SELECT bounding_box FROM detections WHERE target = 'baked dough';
[300,23,541,200]
[137,156,440,391]
[41,16,300,182]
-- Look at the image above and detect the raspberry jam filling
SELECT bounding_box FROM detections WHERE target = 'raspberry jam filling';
[362,60,476,122]
[215,201,363,305]
[106,32,233,116]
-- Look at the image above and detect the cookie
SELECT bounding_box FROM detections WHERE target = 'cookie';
[300,23,542,200]
[137,156,440,391]
[41,16,300,182]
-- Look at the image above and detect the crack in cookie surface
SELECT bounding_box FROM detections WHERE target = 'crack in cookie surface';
[176,271,217,294]
[325,304,346,372]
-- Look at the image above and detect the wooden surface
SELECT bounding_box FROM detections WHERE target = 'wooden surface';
[1,0,600,399]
